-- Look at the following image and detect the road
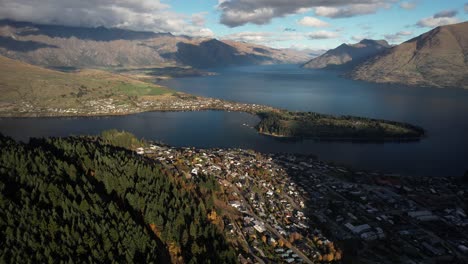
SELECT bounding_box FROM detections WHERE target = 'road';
[233,186,315,264]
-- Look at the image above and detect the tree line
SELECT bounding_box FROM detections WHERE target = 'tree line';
[0,133,236,263]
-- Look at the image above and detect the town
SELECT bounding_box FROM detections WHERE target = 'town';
[135,143,468,263]
[6,93,275,117]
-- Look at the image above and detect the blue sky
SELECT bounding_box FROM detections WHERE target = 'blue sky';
[1,0,467,50]
[167,0,468,50]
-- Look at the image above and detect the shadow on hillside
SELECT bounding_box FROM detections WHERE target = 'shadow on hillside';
[162,40,272,68]
[0,19,171,42]
[0,36,58,52]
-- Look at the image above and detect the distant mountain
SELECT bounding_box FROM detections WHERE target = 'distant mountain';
[163,39,294,68]
[299,48,327,59]
[351,21,468,89]
[303,39,391,69]
[0,19,311,69]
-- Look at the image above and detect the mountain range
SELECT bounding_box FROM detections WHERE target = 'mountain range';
[304,21,468,89]
[1,19,467,89]
[351,21,468,89]
[303,39,391,70]
[0,19,310,69]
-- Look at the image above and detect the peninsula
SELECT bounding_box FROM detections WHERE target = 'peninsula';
[0,55,424,141]
[256,111,424,141]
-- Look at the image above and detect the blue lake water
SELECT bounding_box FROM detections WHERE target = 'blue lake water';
[1,65,467,177]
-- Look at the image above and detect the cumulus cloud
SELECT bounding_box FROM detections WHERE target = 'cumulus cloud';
[308,30,340,39]
[0,0,214,37]
[399,1,417,10]
[297,17,329,27]
[416,10,460,28]
[314,3,390,18]
[191,12,208,27]
[416,17,459,28]
[433,9,458,18]
[223,31,307,44]
[222,30,340,47]
[223,32,273,43]
[384,31,413,43]
[217,0,396,27]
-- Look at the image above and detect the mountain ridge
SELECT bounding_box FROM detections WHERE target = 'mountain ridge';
[302,39,391,70]
[0,19,311,69]
[350,21,468,89]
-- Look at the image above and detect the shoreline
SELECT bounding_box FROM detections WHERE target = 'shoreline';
[258,130,424,142]
[0,93,426,143]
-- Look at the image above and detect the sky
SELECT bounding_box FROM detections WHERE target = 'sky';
[0,0,467,51]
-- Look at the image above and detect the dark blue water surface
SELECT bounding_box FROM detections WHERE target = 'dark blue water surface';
[1,65,467,177]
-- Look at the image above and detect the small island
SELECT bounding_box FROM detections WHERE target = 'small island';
[256,111,424,141]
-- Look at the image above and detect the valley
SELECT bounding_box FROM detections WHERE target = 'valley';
[1,4,468,263]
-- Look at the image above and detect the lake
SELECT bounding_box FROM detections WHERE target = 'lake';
[1,65,467,177]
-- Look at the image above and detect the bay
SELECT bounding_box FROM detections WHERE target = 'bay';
[1,64,467,177]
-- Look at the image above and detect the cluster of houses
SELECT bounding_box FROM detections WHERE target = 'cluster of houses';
[272,153,468,263]
[14,90,276,117]
[139,94,275,114]
[135,144,339,263]
[134,142,468,263]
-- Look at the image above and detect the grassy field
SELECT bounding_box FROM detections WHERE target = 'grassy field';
[0,55,172,111]
[115,82,170,96]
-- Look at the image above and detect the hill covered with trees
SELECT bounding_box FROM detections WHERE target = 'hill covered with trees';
[0,132,236,263]
[256,111,425,141]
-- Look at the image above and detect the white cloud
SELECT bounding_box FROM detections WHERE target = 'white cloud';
[196,28,215,38]
[0,0,214,37]
[223,31,307,44]
[192,12,208,27]
[223,31,337,50]
[314,3,390,18]
[400,1,417,10]
[296,8,312,14]
[415,8,461,28]
[222,30,342,49]
[416,17,460,28]
[223,32,273,43]
[219,6,276,27]
[308,30,340,39]
[416,9,461,28]
[314,7,341,17]
[384,31,413,43]
[218,0,397,27]
[433,9,458,18]
[298,17,329,27]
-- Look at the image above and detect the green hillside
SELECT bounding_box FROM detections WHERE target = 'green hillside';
[0,132,236,263]
[256,111,425,140]
[0,55,172,115]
